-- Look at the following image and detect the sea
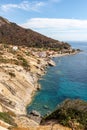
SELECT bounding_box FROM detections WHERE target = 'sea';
[27,41,87,116]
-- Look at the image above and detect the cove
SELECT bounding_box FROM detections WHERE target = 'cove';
[27,42,87,116]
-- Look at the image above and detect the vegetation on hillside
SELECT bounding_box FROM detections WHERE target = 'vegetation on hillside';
[0,112,16,126]
[0,16,71,50]
[41,99,87,130]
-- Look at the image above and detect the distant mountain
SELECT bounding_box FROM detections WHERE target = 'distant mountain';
[0,16,70,50]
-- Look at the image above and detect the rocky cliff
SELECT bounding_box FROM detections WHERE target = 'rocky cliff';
[0,44,51,128]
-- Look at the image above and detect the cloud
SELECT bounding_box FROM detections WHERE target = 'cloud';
[0,1,45,12]
[21,18,87,41]
[0,0,62,13]
[21,18,87,29]
[50,0,61,3]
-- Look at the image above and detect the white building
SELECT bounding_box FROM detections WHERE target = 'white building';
[13,46,18,51]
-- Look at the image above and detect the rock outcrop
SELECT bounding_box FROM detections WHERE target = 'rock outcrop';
[48,60,56,66]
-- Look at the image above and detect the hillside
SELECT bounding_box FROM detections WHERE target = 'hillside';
[0,16,70,50]
[41,99,87,130]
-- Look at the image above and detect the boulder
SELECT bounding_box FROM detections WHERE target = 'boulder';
[43,105,49,109]
[48,60,55,66]
[37,84,41,91]
[30,110,41,117]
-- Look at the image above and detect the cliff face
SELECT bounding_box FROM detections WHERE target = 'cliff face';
[0,44,49,115]
[0,63,35,114]
[0,44,52,129]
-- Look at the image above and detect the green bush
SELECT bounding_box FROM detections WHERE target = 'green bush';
[17,54,29,69]
[41,99,87,129]
[0,56,8,63]
[0,112,16,126]
[9,72,16,77]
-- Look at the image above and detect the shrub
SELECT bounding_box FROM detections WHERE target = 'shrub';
[41,99,87,129]
[9,72,16,77]
[0,112,16,126]
[17,54,29,69]
[0,56,8,63]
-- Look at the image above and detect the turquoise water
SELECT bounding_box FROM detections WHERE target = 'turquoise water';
[27,42,87,115]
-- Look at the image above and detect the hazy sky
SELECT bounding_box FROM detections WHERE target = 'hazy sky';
[0,0,87,41]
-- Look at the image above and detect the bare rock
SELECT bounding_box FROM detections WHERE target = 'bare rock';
[30,110,41,117]
[48,60,55,66]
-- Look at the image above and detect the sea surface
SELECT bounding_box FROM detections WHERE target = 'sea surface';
[27,41,87,116]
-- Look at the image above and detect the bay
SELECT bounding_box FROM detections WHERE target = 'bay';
[27,41,87,116]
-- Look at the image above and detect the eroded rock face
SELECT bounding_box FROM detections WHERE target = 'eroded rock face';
[28,110,42,124]
[0,44,51,128]
[0,44,50,115]
[14,115,38,128]
[0,64,35,114]
[30,110,41,117]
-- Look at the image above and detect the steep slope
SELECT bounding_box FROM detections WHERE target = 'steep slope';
[0,44,50,115]
[0,16,70,50]
[0,44,51,128]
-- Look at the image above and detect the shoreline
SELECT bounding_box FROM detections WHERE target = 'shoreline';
[49,50,80,58]
[26,50,80,113]
[0,44,80,128]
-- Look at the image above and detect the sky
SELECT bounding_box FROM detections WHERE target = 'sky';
[0,0,87,41]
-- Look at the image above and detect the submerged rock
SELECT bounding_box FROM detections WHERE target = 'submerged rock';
[28,110,42,123]
[30,110,41,117]
[43,105,49,109]
[37,84,41,91]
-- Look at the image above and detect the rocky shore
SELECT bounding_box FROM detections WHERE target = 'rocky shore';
[0,44,80,129]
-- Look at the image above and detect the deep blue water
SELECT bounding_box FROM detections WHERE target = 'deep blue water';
[27,41,87,115]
